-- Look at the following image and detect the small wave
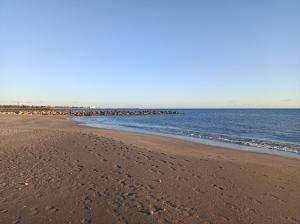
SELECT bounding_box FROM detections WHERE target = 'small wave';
[114,123,300,154]
[73,117,300,155]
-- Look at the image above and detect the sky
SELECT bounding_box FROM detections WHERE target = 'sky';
[0,0,299,108]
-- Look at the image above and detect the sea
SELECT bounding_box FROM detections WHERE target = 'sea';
[72,109,300,159]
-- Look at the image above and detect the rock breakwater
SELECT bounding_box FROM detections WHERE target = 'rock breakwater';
[0,106,180,116]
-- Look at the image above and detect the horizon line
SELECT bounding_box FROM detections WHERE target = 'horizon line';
[1,104,299,110]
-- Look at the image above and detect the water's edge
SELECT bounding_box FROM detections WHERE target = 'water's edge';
[70,117,300,160]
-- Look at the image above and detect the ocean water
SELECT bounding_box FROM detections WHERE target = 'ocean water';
[72,109,300,159]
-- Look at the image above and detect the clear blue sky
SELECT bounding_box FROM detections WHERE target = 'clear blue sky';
[1,0,299,108]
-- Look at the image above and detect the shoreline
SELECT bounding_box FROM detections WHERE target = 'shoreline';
[68,117,300,165]
[71,117,300,160]
[1,115,300,223]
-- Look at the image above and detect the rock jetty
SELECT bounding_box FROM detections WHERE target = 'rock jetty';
[0,106,180,116]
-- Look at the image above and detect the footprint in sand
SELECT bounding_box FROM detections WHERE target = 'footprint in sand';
[115,165,122,169]
[143,206,163,215]
[81,218,92,224]
[169,166,176,171]
[192,187,202,193]
[12,217,21,224]
[269,194,286,203]
[29,207,40,216]
[45,206,59,213]
[0,208,8,214]
[165,200,178,209]
[285,217,300,224]
[213,184,224,191]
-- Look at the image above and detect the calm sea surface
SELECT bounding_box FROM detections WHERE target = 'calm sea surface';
[72,109,300,158]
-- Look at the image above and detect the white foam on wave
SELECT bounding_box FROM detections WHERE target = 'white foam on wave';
[72,116,300,155]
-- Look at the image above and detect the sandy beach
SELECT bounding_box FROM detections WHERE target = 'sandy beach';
[0,115,299,224]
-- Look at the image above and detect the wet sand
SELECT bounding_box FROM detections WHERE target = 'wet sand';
[0,115,299,224]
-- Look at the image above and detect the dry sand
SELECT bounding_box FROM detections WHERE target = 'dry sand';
[0,115,299,224]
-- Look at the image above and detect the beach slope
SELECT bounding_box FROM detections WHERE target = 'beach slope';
[0,115,299,224]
